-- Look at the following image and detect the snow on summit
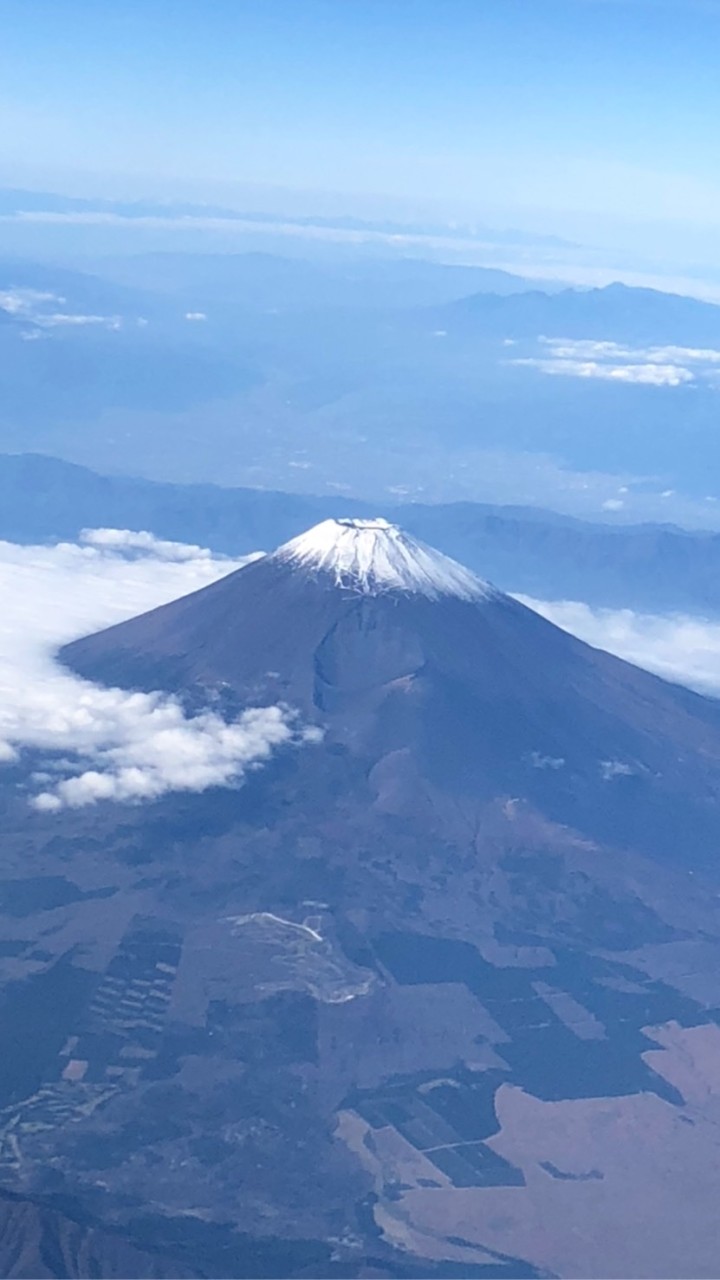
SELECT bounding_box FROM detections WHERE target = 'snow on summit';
[273,517,494,601]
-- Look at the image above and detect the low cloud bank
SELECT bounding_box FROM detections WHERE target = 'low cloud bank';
[32,701,313,812]
[520,595,720,696]
[0,531,317,811]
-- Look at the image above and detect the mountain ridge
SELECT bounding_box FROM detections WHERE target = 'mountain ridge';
[4,452,720,615]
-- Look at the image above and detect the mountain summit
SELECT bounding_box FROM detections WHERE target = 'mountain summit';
[60,515,504,708]
[273,516,494,600]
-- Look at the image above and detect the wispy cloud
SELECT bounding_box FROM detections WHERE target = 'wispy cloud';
[38,313,123,330]
[0,288,62,316]
[79,526,257,564]
[0,531,316,810]
[544,339,720,364]
[514,356,694,386]
[511,337,720,388]
[0,287,124,332]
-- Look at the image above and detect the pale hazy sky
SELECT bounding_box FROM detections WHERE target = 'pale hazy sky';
[1,0,719,242]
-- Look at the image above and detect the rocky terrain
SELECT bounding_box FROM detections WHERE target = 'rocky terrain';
[1,519,720,1276]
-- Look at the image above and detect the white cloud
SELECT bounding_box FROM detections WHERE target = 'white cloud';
[32,703,311,812]
[0,290,123,331]
[649,345,720,365]
[600,760,637,781]
[514,356,694,386]
[512,336,720,389]
[37,313,123,330]
[79,526,259,565]
[185,311,207,322]
[541,338,720,365]
[604,362,693,386]
[0,288,62,316]
[518,595,720,696]
[0,531,317,810]
[530,751,565,769]
[602,498,625,511]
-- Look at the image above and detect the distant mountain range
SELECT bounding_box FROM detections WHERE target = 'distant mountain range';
[0,249,560,318]
[0,184,577,248]
[3,452,720,616]
[92,250,561,308]
[1,252,720,517]
[435,279,720,344]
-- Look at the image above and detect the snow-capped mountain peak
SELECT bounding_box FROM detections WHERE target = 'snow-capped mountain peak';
[272,517,494,601]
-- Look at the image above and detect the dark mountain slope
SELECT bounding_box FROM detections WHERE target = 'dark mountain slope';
[62,518,720,864]
[0,1189,196,1279]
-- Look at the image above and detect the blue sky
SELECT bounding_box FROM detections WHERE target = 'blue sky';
[2,0,720,239]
